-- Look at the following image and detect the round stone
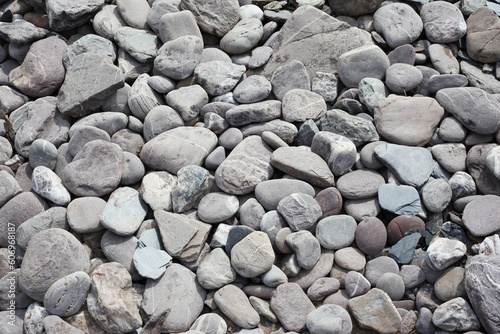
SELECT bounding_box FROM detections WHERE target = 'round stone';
[220,18,263,54]
[197,248,237,290]
[385,63,423,94]
[421,1,467,43]
[421,178,452,213]
[334,247,366,271]
[233,75,271,104]
[315,187,343,219]
[231,231,275,278]
[197,192,239,224]
[462,195,500,237]
[336,170,385,200]
[345,271,371,298]
[434,267,466,302]
[277,193,322,231]
[338,45,390,87]
[355,217,387,256]
[376,272,405,301]
[316,215,357,250]
[43,271,91,317]
[387,215,425,245]
[365,256,400,286]
[28,139,58,170]
[373,3,423,48]
[306,304,352,334]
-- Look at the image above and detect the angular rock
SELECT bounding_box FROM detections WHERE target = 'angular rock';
[194,61,246,96]
[0,20,48,44]
[318,109,379,146]
[231,231,275,277]
[180,0,240,37]
[388,233,422,265]
[310,131,356,176]
[46,0,104,31]
[378,184,421,216]
[132,246,172,279]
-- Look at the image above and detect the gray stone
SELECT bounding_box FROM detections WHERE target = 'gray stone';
[24,301,47,334]
[215,284,260,329]
[376,272,405,301]
[172,165,211,212]
[255,179,314,211]
[311,131,357,176]
[157,10,202,43]
[432,297,481,332]
[231,231,275,277]
[239,198,265,230]
[116,0,150,30]
[262,131,288,149]
[372,3,422,48]
[286,230,321,270]
[318,109,379,146]
[338,45,389,87]
[142,263,206,332]
[270,60,311,101]
[434,267,466,302]
[68,125,111,157]
[57,53,124,118]
[43,315,86,334]
[306,304,352,334]
[365,256,400,286]
[31,166,71,206]
[271,283,316,332]
[288,248,334,290]
[0,86,29,117]
[240,119,298,144]
[205,146,226,169]
[466,7,500,63]
[45,0,104,31]
[194,61,246,96]
[0,170,21,207]
[146,0,179,35]
[180,0,240,37]
[311,71,338,103]
[426,238,467,271]
[378,184,421,216]
[197,248,236,289]
[226,225,255,255]
[67,197,106,233]
[128,73,164,121]
[428,44,460,75]
[467,144,500,196]
[261,265,288,287]
[316,215,357,250]
[296,120,319,146]
[421,178,452,213]
[197,192,239,224]
[358,77,388,114]
[249,296,277,323]
[166,85,208,122]
[0,20,48,43]
[355,217,387,256]
[334,247,366,271]
[147,75,176,94]
[449,171,477,201]
[143,105,184,141]
[221,18,263,55]
[225,101,281,126]
[42,271,90,317]
[114,27,159,63]
[307,277,340,301]
[345,271,371,297]
[344,197,381,222]
[400,264,426,289]
[486,146,500,180]
[132,246,172,279]
[461,61,500,95]
[431,143,467,173]
[100,231,140,280]
[154,35,203,80]
[233,75,272,104]
[28,139,58,170]
[120,151,145,185]
[388,233,421,265]
[16,207,68,251]
[282,89,326,122]
[277,193,322,231]
[63,34,116,69]
[92,4,127,40]
[190,313,227,334]
[417,307,437,334]
[337,170,384,200]
[70,111,128,137]
[155,210,211,262]
[427,74,469,95]
[119,49,152,80]
[462,195,500,237]
[385,63,423,94]
[19,229,90,301]
[421,1,467,43]
[438,116,468,143]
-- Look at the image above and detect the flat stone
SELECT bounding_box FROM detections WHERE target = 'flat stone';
[132,246,172,279]
[466,7,500,63]
[432,297,481,332]
[63,34,116,69]
[307,277,340,301]
[45,0,104,31]
[31,166,71,206]
[42,271,90,317]
[114,27,159,63]
[306,304,352,334]
[220,18,263,55]
[68,125,111,157]
[388,233,422,265]
[400,265,426,290]
[154,35,203,80]
[157,10,202,43]
[430,143,467,173]
[215,284,260,329]
[378,184,421,216]
[385,63,423,94]
[100,231,140,280]
[197,192,239,224]
[197,248,236,290]
[231,231,275,277]
[337,170,385,200]
[277,193,322,231]
[69,111,128,137]
[334,247,366,271]
[270,60,311,101]
[67,197,106,233]
[373,3,422,48]
[271,283,316,332]
[426,238,467,271]
[226,225,255,255]
[143,105,184,141]
[427,74,469,94]
[316,215,357,250]
[344,197,381,222]
[100,187,147,235]
[461,61,500,95]
[421,1,467,43]
[355,217,387,256]
[434,267,466,302]
[255,179,315,211]
[345,271,371,297]
[288,248,334,290]
[311,131,357,176]
[225,101,281,126]
[0,19,48,43]
[462,195,500,237]
[249,296,277,323]
[240,119,298,144]
[428,43,460,75]
[194,60,246,96]
[180,0,240,37]
[282,89,327,122]
[261,265,288,287]
[318,109,379,146]
[338,45,390,87]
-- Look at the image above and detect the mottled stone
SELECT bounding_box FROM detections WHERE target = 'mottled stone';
[432,297,481,332]
[426,238,466,271]
[318,109,379,146]
[373,3,423,48]
[180,0,240,37]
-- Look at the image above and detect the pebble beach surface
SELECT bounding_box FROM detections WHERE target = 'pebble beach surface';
[1,0,500,333]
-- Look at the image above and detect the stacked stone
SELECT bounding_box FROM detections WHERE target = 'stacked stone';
[1,0,500,333]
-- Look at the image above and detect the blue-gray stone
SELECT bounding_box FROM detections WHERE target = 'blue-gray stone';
[172,165,211,213]
[388,233,421,264]
[133,246,173,279]
[378,184,421,215]
[225,225,255,255]
[319,109,379,146]
[139,228,164,250]
[296,120,320,147]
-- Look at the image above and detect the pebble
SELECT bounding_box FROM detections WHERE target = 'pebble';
[373,3,422,49]
[306,304,352,334]
[261,265,288,287]
[197,248,237,290]
[376,272,405,301]
[400,264,426,290]
[355,217,386,256]
[316,215,357,250]
[42,271,90,317]
[388,233,422,265]
[335,247,366,272]
[277,193,322,231]
[336,169,384,200]
[365,256,400,286]
[221,18,263,55]
[426,238,467,271]
[311,131,357,176]
[214,284,260,329]
[270,283,316,332]
[345,271,371,298]
[466,7,500,63]
[194,60,246,96]
[428,44,460,75]
[286,230,321,270]
[155,36,203,81]
[378,183,421,216]
[190,313,227,334]
[385,63,423,94]
[233,75,271,104]
[231,231,275,277]
[270,60,311,101]
[43,315,86,334]
[319,109,379,146]
[432,297,481,332]
[132,245,172,279]
[434,266,466,302]
[338,45,390,87]
[31,166,71,206]
[463,195,500,237]
[421,178,452,213]
[421,1,467,43]
[282,89,326,122]
[307,277,340,301]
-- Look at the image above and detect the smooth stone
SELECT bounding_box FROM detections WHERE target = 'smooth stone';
[69,111,128,137]
[467,144,500,196]
[355,217,387,256]
[315,187,343,219]
[277,193,322,231]
[431,143,467,173]
[231,231,275,277]
[271,146,335,188]
[0,19,48,43]
[138,172,176,212]
[197,192,238,224]
[449,171,477,201]
[240,4,264,20]
[218,127,242,150]
[154,35,203,81]
[68,125,111,157]
[233,75,272,104]
[334,247,366,272]
[336,169,384,200]
[133,246,172,279]
[249,296,277,323]
[312,71,338,103]
[225,101,281,126]
[128,73,163,121]
[316,215,357,250]
[120,151,145,185]
[28,139,58,169]
[197,248,236,289]
[286,230,321,270]
[307,277,340,301]
[271,283,316,332]
[288,248,334,290]
[432,297,481,332]
[372,3,422,48]
[259,211,286,248]
[116,0,150,30]
[270,60,311,101]
[428,44,460,75]
[426,238,467,271]
[220,18,263,55]
[214,284,260,328]
[417,307,437,334]
[462,195,500,237]
[157,10,202,43]
[114,27,159,63]
[385,63,423,94]
[239,198,265,230]
[296,119,320,147]
[142,105,183,141]
[261,265,288,288]
[100,187,147,236]
[166,85,208,122]
[358,77,388,114]
[240,119,298,144]
[388,44,416,65]
[282,89,327,122]
[365,256,400,286]
[190,313,227,334]
[147,75,176,94]
[66,197,105,234]
[318,109,379,146]
[180,0,240,37]
[486,146,500,180]
[421,1,467,43]
[466,7,500,63]
[92,5,127,40]
[376,272,405,301]
[262,131,289,149]
[311,131,357,176]
[345,271,371,297]
[194,60,246,96]
[215,136,274,195]
[338,45,390,87]
[45,0,104,31]
[306,304,352,334]
[42,271,90,317]
[31,166,71,206]
[0,170,21,207]
[388,233,422,265]
[378,184,421,216]
[100,231,140,280]
[438,116,468,143]
[400,264,426,289]
[421,178,452,213]
[434,267,466,302]
[322,290,350,309]
[0,86,29,117]
[427,74,468,95]
[344,197,381,222]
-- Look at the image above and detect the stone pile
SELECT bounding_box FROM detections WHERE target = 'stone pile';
[1,0,500,333]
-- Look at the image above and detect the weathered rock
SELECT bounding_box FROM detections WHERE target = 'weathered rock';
[373,3,423,48]
[31,166,71,206]
[225,101,281,126]
[306,304,352,334]
[45,0,105,31]
[197,248,236,290]
[180,0,240,37]
[128,73,163,121]
[286,230,321,270]
[421,178,452,213]
[0,170,21,207]
[426,238,467,271]
[190,313,227,334]
[194,61,246,96]
[345,271,371,297]
[171,165,211,213]
[432,297,481,332]
[316,215,357,250]
[282,89,326,122]
[338,45,390,87]
[311,131,357,176]
[221,18,263,55]
[154,35,203,80]
[67,197,105,233]
[0,19,48,44]
[29,138,58,170]
[466,7,500,63]
[43,272,90,317]
[231,231,275,278]
[318,109,379,146]
[277,193,322,231]
[114,27,159,63]
[420,1,467,43]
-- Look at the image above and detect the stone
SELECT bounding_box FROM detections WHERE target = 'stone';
[92,4,127,40]
[69,111,128,137]
[215,136,273,195]
[133,245,172,280]
[142,263,205,332]
[336,170,385,200]
[214,284,260,329]
[328,0,382,16]
[358,78,388,115]
[307,277,340,301]
[334,247,366,271]
[387,44,416,65]
[378,184,421,216]
[374,95,444,147]
[261,265,288,287]
[42,271,90,317]
[282,89,327,122]
[316,215,357,250]
[318,109,379,146]
[180,0,240,37]
[63,34,116,69]
[142,105,184,142]
[225,101,281,126]
[194,61,246,96]
[427,74,469,95]
[426,238,467,271]
[373,3,423,48]
[128,73,163,121]
[197,248,236,290]
[28,139,58,169]
[68,125,111,157]
[431,143,467,173]
[277,193,322,231]
[271,283,316,332]
[355,217,387,256]
[487,146,500,180]
[421,178,452,213]
[388,233,422,265]
[270,60,311,101]
[344,197,381,222]
[348,289,402,334]
[240,119,298,144]
[45,0,104,31]
[449,171,477,201]
[116,0,150,30]
[239,198,265,230]
[385,63,423,94]
[434,267,466,302]
[61,140,123,197]
[120,151,145,185]
[465,255,500,334]
[365,256,400,286]
[0,19,48,44]
[154,35,203,80]
[374,143,434,187]
[462,195,500,237]
[345,271,371,297]
[140,126,217,174]
[233,75,272,104]
[9,36,66,98]
[231,231,275,277]
[226,225,255,255]
[311,71,338,103]
[306,304,352,334]
[0,86,29,117]
[432,297,481,332]
[166,85,208,122]
[190,313,227,334]
[376,272,405,301]
[42,315,85,334]
[114,27,159,63]
[428,44,460,75]
[155,210,211,262]
[466,7,500,63]
[311,131,357,176]
[197,192,239,224]
[400,265,426,289]
[286,230,321,270]
[338,45,390,87]
[255,179,315,211]
[67,197,106,233]
[19,229,90,301]
[31,166,71,206]
[221,18,263,55]
[467,144,500,196]
[157,10,202,44]
[0,170,21,207]
[421,1,467,43]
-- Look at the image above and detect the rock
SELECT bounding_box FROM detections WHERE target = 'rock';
[70,111,128,137]
[355,217,387,256]
[270,60,311,101]
[373,3,422,48]
[271,147,335,188]
[249,296,277,323]
[215,136,273,195]
[194,60,246,96]
[0,170,21,207]
[286,230,321,270]
[143,105,184,141]
[100,187,147,235]
[307,277,340,301]
[92,4,127,40]
[197,248,237,289]
[154,35,203,80]
[61,140,123,197]
[462,195,500,237]
[42,271,90,317]
[180,0,240,37]
[365,256,400,286]
[190,313,227,334]
[140,126,217,174]
[29,139,58,169]
[282,89,327,122]
[255,179,315,211]
[421,1,467,43]
[231,231,275,277]
[116,0,150,30]
[43,315,86,334]
[288,248,334,290]
[378,184,421,216]
[57,52,123,118]
[466,7,500,63]
[385,63,423,94]
[197,192,239,224]
[376,272,405,301]
[467,144,500,196]
[421,178,452,213]
[128,73,163,121]
[334,247,366,271]
[316,215,357,250]
[338,45,390,87]
[225,101,281,126]
[19,229,90,301]
[387,44,416,65]
[427,74,469,94]
[426,238,467,271]
[400,265,426,290]
[68,125,111,157]
[374,143,434,187]
[431,143,467,173]
[460,61,500,95]
[157,10,202,44]
[277,193,322,231]
[155,210,211,262]
[240,119,298,144]
[9,36,66,98]
[388,233,422,265]
[306,304,352,334]
[329,0,382,16]
[271,283,316,332]
[31,166,71,206]
[114,27,159,63]
[318,109,379,146]
[62,34,116,69]
[348,288,402,334]
[345,271,371,297]
[432,297,481,332]
[311,71,338,103]
[233,75,272,104]
[239,198,265,230]
[142,263,205,332]
[344,197,381,222]
[0,19,48,44]
[226,225,255,255]
[358,78,388,114]
[221,18,263,55]
[374,95,444,146]
[434,267,466,302]
[337,170,385,200]
[214,284,260,329]
[67,197,106,233]
[428,43,460,75]
[45,0,104,31]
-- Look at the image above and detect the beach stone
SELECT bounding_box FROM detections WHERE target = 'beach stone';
[431,143,467,173]
[400,265,426,289]
[260,210,286,249]
[286,230,321,270]
[374,143,434,187]
[166,85,208,122]
[328,0,382,16]
[365,256,400,286]
[28,139,58,169]
[316,215,357,250]
[358,78,388,114]
[417,307,437,334]
[271,283,316,332]
[194,61,245,96]
[92,4,127,40]
[378,184,421,216]
[57,53,124,118]
[348,288,402,334]
[306,304,352,334]
[426,238,467,271]
[345,271,371,297]
[62,34,116,69]
[387,44,416,65]
[427,74,469,95]
[100,187,147,236]
[68,125,111,157]
[462,195,500,237]
[255,179,314,212]
[197,192,238,224]
[434,267,466,302]
[114,27,159,63]
[428,44,460,75]
[249,296,277,323]
[197,248,237,290]
[157,10,202,44]
[0,170,21,207]
[61,140,123,197]
[344,197,381,222]
[271,147,334,188]
[486,146,500,180]
[154,35,203,80]
[9,36,66,98]
[421,178,452,213]
[277,193,322,231]
[215,284,260,329]
[132,244,172,279]
[465,255,500,334]
[275,227,293,254]
[128,73,163,121]
[337,170,384,200]
[239,198,265,230]
[270,60,311,101]
[421,1,467,43]
[240,4,264,20]
[388,233,422,265]
[23,301,47,334]
[180,0,239,37]
[288,248,334,290]
[311,132,357,176]
[140,126,217,174]
[373,3,423,48]
[147,75,176,95]
[209,223,232,249]
[218,127,243,150]
[335,247,366,272]
[338,45,390,87]
[43,271,90,317]
[466,7,500,63]
[359,141,385,170]
[231,231,275,277]
[66,197,106,233]
[376,272,405,301]
[221,18,263,55]
[233,75,271,104]
[296,120,319,147]
[0,19,48,44]
[0,86,29,117]
[318,109,379,146]
[100,231,140,280]
[19,228,90,301]
[42,315,86,334]
[226,225,255,255]
[467,143,500,195]
[311,71,338,103]
[262,265,288,287]
[240,119,298,144]
[432,297,481,332]
[385,64,423,94]
[44,0,104,31]
[315,187,343,219]
[116,0,150,30]
[69,112,128,137]
[449,171,477,201]
[31,166,71,206]
[225,101,281,126]
[374,95,444,147]
[356,217,387,256]
[438,116,468,142]
[190,313,227,334]
[142,106,183,141]
[282,89,326,122]
[120,151,145,184]
[307,277,340,301]
[215,135,273,195]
